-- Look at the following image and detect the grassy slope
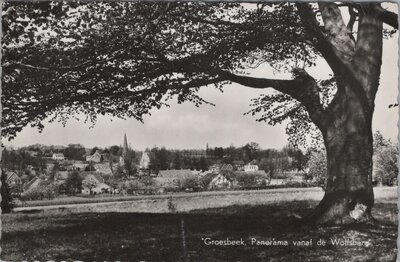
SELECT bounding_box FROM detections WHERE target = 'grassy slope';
[2,200,397,261]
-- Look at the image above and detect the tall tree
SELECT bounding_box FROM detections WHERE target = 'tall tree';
[2,2,398,224]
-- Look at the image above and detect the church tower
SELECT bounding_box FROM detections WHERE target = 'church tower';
[122,133,128,157]
[120,133,129,166]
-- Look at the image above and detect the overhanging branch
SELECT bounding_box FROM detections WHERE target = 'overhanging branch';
[217,69,326,127]
[373,5,398,29]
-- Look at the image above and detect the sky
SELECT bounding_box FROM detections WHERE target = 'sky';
[4,9,399,151]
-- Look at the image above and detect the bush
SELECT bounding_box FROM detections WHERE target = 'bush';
[21,184,59,201]
[1,171,14,213]
[64,171,83,195]
[179,177,199,190]
[118,179,145,195]
[304,150,327,190]
[375,144,398,186]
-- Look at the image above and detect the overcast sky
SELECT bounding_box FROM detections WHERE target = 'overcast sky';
[4,17,399,151]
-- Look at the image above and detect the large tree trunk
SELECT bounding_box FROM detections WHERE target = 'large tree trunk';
[303,5,383,225]
[310,83,375,225]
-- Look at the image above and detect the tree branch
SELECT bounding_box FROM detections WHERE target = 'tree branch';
[347,7,357,43]
[216,70,298,90]
[217,69,326,127]
[373,5,398,29]
[318,2,355,62]
[295,3,347,76]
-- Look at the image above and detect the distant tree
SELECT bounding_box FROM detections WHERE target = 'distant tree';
[84,162,96,172]
[173,152,183,169]
[373,131,391,152]
[305,150,327,190]
[225,145,238,160]
[102,148,110,154]
[214,147,224,159]
[242,142,261,162]
[180,176,199,190]
[64,144,86,160]
[198,157,208,172]
[291,149,308,171]
[3,2,398,224]
[139,176,155,188]
[374,142,398,186]
[235,172,267,189]
[109,145,121,156]
[122,148,138,177]
[34,151,47,173]
[48,161,61,181]
[64,171,83,195]
[91,147,100,155]
[148,148,160,174]
[1,170,14,213]
[158,147,170,170]
[113,165,127,180]
[118,179,146,195]
[82,176,99,194]
[259,158,276,177]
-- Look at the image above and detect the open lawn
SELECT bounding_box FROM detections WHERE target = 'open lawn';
[2,199,397,261]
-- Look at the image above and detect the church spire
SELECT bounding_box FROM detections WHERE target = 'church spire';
[123,133,128,156]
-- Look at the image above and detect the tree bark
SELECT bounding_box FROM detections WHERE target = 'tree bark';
[300,4,383,225]
[308,81,375,225]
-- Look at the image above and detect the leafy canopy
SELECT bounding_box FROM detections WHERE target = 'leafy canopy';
[2,2,397,147]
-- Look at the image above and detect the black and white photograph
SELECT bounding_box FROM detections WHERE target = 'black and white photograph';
[1,2,398,261]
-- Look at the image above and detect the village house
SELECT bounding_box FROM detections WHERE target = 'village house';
[71,161,88,171]
[220,164,234,172]
[232,160,245,171]
[54,171,69,182]
[23,176,42,192]
[138,151,152,175]
[209,164,220,174]
[86,150,103,163]
[4,171,22,190]
[81,173,112,194]
[26,165,37,176]
[5,171,21,186]
[52,153,65,161]
[94,162,113,176]
[203,171,236,190]
[244,163,259,172]
[4,171,22,195]
[209,174,233,189]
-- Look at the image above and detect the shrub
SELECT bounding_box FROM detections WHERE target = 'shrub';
[374,144,398,186]
[304,150,327,190]
[21,184,59,201]
[167,197,177,212]
[1,171,14,213]
[180,176,199,190]
[118,179,145,195]
[64,171,83,195]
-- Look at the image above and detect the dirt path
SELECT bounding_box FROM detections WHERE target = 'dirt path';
[13,186,397,214]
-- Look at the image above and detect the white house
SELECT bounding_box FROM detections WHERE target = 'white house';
[52,153,65,161]
[81,173,111,194]
[82,182,112,195]
[139,151,151,169]
[244,163,259,172]
[208,174,233,190]
[86,150,102,163]
[209,164,220,174]
[23,176,42,192]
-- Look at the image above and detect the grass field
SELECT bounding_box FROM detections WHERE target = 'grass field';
[2,199,397,261]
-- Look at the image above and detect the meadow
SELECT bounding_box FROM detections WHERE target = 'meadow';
[2,193,397,261]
